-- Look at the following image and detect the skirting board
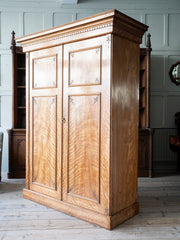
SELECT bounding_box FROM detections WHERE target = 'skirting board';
[23,188,139,230]
[0,172,8,181]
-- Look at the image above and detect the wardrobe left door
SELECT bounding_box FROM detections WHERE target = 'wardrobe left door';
[28,46,62,200]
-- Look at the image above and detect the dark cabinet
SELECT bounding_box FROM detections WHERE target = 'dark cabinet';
[7,31,26,178]
[139,34,154,177]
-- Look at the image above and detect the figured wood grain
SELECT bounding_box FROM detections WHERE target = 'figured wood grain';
[69,46,101,86]
[17,10,148,229]
[33,55,57,89]
[29,46,62,200]
[67,94,101,202]
[62,35,111,215]
[110,35,139,215]
[32,96,57,189]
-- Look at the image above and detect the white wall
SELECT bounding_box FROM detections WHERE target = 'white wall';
[0,0,180,177]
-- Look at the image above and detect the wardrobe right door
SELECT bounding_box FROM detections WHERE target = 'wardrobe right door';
[62,35,111,215]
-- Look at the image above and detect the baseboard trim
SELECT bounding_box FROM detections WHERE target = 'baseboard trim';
[0,171,8,180]
[23,188,139,230]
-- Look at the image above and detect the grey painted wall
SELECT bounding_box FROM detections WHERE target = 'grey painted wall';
[0,0,180,177]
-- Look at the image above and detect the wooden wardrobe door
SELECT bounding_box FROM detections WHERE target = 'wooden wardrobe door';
[62,35,111,214]
[28,46,62,199]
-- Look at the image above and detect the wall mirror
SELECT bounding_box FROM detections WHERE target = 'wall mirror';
[169,61,180,86]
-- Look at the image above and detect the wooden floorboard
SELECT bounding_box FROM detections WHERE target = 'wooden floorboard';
[0,176,180,239]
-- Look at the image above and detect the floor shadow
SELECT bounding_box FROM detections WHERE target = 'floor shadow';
[0,181,25,193]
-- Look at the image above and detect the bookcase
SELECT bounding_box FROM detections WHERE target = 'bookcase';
[139,33,154,177]
[7,31,26,178]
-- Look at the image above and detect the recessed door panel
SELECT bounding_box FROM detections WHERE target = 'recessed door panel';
[32,96,57,190]
[69,46,102,86]
[33,55,57,89]
[13,135,26,170]
[68,94,101,203]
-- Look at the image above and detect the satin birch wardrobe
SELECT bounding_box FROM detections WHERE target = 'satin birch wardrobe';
[17,9,147,229]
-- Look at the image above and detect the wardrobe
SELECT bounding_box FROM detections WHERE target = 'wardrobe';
[17,9,148,229]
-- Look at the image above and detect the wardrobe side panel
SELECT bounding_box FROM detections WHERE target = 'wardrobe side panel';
[111,35,140,215]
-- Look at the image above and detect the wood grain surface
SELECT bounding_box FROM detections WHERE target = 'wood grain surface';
[110,35,139,215]
[28,46,62,200]
[62,35,111,215]
[17,9,148,229]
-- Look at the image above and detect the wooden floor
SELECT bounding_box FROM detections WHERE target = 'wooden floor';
[0,176,180,240]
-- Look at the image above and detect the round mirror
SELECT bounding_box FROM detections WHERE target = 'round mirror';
[169,61,180,86]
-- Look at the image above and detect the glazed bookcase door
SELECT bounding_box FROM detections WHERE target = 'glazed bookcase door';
[62,35,111,214]
[28,46,62,199]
